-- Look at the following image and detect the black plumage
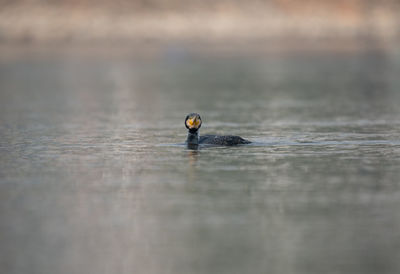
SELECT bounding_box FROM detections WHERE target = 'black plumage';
[184,113,251,147]
[199,134,251,146]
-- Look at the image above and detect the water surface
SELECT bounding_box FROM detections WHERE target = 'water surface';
[1,46,400,274]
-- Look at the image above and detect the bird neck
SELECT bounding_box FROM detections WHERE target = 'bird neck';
[186,129,199,145]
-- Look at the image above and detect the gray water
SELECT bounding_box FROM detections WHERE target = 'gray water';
[1,46,400,274]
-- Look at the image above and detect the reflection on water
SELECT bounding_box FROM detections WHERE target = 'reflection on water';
[1,46,400,274]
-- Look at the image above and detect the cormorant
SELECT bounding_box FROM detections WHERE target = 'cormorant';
[185,113,251,147]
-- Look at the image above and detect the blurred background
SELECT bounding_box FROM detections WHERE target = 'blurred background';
[1,1,400,274]
[0,0,399,46]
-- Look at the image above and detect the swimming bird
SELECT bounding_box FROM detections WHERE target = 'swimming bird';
[185,113,251,147]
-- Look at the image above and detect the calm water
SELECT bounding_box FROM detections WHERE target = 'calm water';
[1,46,400,274]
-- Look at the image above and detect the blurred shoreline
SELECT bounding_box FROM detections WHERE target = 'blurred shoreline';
[0,39,398,63]
[0,1,399,46]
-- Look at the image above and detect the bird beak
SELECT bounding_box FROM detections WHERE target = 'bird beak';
[187,117,201,129]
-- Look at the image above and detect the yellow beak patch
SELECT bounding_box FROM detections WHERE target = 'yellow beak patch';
[186,117,201,129]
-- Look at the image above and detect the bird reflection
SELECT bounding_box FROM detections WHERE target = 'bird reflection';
[187,143,199,150]
[187,148,199,166]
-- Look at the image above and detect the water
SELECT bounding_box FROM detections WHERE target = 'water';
[1,46,400,274]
